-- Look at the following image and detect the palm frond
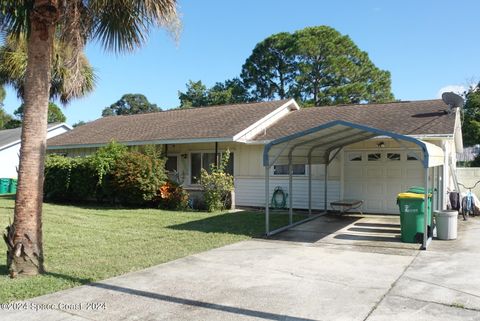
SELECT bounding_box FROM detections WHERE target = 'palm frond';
[0,0,32,39]
[0,33,96,104]
[88,0,180,53]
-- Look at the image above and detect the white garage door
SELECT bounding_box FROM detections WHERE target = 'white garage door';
[344,150,424,214]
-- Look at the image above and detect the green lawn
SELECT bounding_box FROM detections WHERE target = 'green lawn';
[0,195,300,303]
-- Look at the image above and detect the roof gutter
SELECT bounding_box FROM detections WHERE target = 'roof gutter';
[47,137,234,150]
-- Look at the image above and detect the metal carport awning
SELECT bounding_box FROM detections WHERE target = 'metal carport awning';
[263,120,445,250]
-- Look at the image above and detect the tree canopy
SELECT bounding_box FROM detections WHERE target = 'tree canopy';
[102,94,161,116]
[14,102,66,124]
[240,26,394,106]
[462,84,480,147]
[178,78,251,108]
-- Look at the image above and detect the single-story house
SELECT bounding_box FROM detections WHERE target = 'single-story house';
[47,99,462,215]
[0,123,71,178]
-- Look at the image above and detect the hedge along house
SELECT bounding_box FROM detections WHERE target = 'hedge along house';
[0,123,71,179]
[47,99,462,246]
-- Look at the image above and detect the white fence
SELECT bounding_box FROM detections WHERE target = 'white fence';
[456,168,480,196]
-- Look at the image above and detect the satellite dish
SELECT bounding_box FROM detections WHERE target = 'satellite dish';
[442,92,464,108]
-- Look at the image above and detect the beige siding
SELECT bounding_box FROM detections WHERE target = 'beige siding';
[456,168,480,196]
[235,177,340,209]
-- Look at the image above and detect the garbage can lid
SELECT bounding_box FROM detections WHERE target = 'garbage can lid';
[407,186,433,194]
[397,192,431,199]
[433,210,458,217]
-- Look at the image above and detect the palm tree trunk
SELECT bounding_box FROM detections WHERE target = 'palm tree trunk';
[7,0,59,277]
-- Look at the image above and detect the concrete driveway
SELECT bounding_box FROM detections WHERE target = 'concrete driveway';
[2,214,480,321]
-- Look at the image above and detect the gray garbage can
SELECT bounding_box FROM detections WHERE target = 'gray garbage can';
[434,210,458,240]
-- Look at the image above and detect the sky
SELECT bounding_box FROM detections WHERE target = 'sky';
[2,0,480,125]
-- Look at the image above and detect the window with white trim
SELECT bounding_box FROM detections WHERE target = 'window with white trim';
[165,156,178,172]
[273,164,306,175]
[407,152,420,161]
[387,153,401,161]
[347,152,362,162]
[368,153,382,161]
[190,152,234,184]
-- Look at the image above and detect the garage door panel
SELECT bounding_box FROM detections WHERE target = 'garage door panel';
[406,168,422,178]
[366,168,383,178]
[386,168,402,178]
[365,200,383,212]
[366,182,384,195]
[344,150,424,214]
[344,183,363,198]
[345,167,363,179]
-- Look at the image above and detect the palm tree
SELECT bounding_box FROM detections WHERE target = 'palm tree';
[0,0,179,277]
[0,34,96,104]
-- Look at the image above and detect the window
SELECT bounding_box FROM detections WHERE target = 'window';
[387,153,401,161]
[368,153,381,161]
[165,156,178,172]
[202,153,216,173]
[273,164,306,175]
[191,152,234,184]
[191,153,202,184]
[348,152,362,162]
[407,152,419,161]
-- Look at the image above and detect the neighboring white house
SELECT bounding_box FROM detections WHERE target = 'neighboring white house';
[46,99,462,214]
[0,123,72,178]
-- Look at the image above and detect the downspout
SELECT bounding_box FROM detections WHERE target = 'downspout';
[215,142,219,167]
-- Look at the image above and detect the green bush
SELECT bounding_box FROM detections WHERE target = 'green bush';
[44,142,168,206]
[44,155,97,201]
[111,152,167,205]
[200,151,234,212]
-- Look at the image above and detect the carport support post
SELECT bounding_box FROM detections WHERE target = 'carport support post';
[422,167,429,249]
[265,166,270,236]
[324,163,328,212]
[288,154,293,225]
[308,154,312,216]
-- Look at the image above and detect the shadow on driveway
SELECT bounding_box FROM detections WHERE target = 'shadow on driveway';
[88,282,317,321]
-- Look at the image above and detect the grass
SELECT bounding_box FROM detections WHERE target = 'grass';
[0,195,303,303]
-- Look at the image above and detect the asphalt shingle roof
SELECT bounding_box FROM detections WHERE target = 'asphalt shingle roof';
[47,99,456,148]
[0,123,64,149]
[48,100,291,147]
[0,127,22,148]
[253,99,456,141]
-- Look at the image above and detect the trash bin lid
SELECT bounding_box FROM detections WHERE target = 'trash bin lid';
[434,210,458,217]
[397,192,430,199]
[407,186,433,194]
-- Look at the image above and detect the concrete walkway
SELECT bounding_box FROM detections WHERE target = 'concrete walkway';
[2,214,480,321]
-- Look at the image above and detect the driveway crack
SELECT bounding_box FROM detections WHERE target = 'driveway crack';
[363,250,420,320]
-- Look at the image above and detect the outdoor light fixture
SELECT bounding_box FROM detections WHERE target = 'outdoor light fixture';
[377,142,385,148]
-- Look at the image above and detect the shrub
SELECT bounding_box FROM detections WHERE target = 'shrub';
[111,151,167,205]
[200,151,234,212]
[44,142,168,206]
[89,141,128,201]
[157,180,189,210]
[44,155,97,201]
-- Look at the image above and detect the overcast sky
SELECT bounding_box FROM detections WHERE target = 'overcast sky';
[3,0,479,124]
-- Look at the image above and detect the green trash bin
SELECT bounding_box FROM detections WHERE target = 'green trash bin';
[0,178,10,194]
[397,192,432,243]
[8,179,17,194]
